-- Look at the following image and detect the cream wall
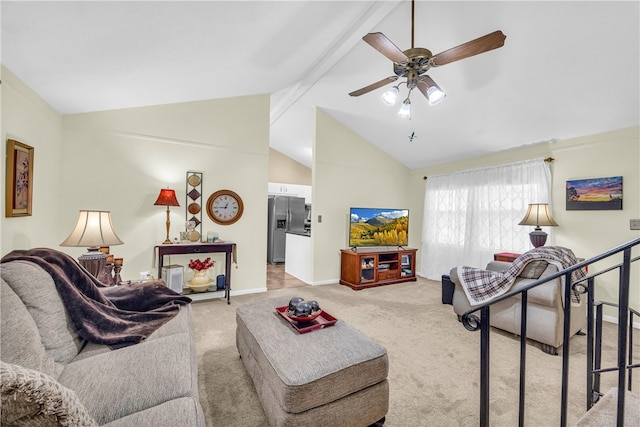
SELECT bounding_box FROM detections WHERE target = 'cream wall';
[411,126,640,312]
[2,69,270,297]
[311,109,412,283]
[268,148,311,185]
[59,95,271,294]
[3,64,637,311]
[550,127,639,310]
[1,67,64,252]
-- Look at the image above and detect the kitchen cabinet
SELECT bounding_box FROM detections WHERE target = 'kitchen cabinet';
[268,182,312,204]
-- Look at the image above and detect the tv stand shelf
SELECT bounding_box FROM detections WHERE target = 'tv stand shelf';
[340,248,417,290]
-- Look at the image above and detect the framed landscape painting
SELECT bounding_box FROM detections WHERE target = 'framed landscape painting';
[5,139,34,217]
[566,176,622,211]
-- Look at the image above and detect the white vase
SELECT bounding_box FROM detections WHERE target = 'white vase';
[189,269,211,292]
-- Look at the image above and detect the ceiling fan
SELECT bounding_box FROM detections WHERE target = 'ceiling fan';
[349,0,506,116]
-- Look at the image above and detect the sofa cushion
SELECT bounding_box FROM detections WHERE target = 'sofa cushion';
[58,332,198,425]
[0,361,97,427]
[1,279,63,378]
[485,261,512,272]
[1,261,85,364]
[513,263,560,307]
[71,305,194,362]
[101,397,205,427]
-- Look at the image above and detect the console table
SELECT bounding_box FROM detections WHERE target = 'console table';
[154,242,236,304]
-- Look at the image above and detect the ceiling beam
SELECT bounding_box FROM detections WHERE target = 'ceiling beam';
[269,0,402,126]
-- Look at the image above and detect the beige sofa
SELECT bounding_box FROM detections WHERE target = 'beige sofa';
[450,260,587,354]
[1,256,205,426]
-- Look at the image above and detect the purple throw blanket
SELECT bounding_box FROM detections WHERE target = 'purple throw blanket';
[457,246,585,306]
[1,248,191,348]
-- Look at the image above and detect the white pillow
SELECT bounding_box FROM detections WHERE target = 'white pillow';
[0,361,97,426]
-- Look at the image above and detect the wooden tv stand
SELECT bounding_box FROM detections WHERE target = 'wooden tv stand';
[340,248,417,290]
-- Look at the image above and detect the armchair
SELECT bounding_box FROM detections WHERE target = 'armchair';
[449,259,586,355]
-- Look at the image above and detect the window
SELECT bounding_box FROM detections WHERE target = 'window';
[421,159,552,279]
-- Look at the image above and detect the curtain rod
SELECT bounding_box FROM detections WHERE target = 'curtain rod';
[422,157,555,180]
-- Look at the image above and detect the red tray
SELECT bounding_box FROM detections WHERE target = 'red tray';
[275,306,338,334]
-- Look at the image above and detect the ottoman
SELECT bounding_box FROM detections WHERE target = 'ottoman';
[236,297,389,427]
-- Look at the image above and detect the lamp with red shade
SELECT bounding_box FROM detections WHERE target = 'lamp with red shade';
[154,188,180,244]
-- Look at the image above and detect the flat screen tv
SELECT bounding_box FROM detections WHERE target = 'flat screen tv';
[349,207,409,248]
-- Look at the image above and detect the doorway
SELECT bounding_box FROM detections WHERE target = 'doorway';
[266,263,308,290]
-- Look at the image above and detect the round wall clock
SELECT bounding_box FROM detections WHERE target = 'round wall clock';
[206,190,244,225]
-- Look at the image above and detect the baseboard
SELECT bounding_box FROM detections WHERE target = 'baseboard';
[309,279,339,286]
[232,287,268,296]
[188,287,267,302]
[601,314,640,330]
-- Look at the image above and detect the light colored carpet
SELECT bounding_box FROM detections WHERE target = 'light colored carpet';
[192,277,638,426]
[574,387,639,426]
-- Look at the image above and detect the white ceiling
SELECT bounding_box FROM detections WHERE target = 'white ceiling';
[2,1,639,169]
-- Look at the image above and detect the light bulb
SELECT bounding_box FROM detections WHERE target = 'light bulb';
[397,98,411,118]
[382,86,399,105]
[427,85,446,105]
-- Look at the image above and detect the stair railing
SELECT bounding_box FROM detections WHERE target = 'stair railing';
[581,273,639,415]
[460,237,640,427]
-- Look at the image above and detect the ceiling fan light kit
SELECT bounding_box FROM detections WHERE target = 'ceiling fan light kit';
[382,79,445,116]
[381,85,399,105]
[398,96,412,119]
[426,84,446,105]
[350,0,506,119]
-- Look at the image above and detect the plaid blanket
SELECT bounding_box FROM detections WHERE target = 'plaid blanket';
[457,246,585,306]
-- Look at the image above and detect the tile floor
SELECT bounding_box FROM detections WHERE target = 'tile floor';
[266,263,308,290]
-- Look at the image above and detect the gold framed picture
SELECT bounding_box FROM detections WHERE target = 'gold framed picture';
[5,139,34,217]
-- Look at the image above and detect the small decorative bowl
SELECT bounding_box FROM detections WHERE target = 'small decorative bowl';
[187,281,212,293]
[285,309,322,323]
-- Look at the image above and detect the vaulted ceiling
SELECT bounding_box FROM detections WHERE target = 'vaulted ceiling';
[2,1,638,169]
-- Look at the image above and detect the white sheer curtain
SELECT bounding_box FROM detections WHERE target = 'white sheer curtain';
[420,158,553,280]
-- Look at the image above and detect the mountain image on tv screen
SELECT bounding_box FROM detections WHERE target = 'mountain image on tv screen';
[349,208,409,247]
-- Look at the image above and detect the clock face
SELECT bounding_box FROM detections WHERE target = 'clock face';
[206,190,244,225]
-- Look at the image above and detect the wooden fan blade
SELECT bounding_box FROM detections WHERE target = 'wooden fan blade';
[349,76,398,97]
[416,75,437,98]
[431,30,506,66]
[363,33,409,63]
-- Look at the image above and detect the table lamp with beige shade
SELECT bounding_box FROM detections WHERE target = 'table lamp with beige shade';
[518,203,559,248]
[60,210,124,278]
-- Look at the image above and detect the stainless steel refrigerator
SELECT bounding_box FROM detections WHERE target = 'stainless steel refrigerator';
[267,195,306,264]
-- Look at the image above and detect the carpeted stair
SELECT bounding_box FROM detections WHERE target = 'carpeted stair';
[574,388,639,426]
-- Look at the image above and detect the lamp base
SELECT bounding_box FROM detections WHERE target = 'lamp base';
[529,229,548,248]
[162,206,174,244]
[78,247,108,278]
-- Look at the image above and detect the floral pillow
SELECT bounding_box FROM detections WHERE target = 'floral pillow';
[0,361,97,426]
